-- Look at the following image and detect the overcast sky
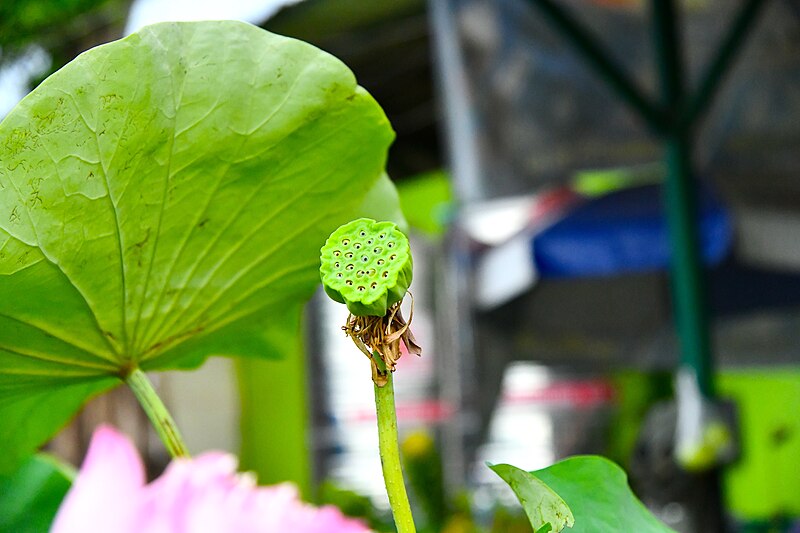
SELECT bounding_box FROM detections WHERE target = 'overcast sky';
[125,0,303,34]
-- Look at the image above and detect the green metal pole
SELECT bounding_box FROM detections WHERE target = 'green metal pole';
[652,0,715,397]
[662,136,715,396]
[652,5,727,529]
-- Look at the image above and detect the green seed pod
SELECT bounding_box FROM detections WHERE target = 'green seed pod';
[320,218,412,316]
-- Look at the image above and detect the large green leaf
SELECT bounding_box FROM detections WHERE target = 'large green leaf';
[0,453,74,533]
[0,20,394,470]
[493,457,675,532]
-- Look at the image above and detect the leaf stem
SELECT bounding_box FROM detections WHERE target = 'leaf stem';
[372,354,416,533]
[124,368,190,458]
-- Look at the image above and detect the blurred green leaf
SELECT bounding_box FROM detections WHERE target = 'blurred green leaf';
[356,173,408,231]
[396,170,452,237]
[0,20,394,471]
[236,302,310,496]
[317,480,394,532]
[0,453,74,533]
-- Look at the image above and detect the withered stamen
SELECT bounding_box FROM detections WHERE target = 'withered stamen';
[342,293,422,386]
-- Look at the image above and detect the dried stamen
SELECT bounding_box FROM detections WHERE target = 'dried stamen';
[342,293,422,386]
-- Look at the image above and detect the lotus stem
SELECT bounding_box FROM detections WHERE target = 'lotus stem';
[125,367,190,458]
[372,353,416,533]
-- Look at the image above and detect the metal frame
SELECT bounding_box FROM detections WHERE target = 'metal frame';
[523,0,768,398]
[430,0,771,523]
[515,0,768,524]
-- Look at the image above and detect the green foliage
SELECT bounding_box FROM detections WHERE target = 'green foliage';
[320,218,411,316]
[400,431,448,530]
[0,0,113,51]
[492,456,675,533]
[317,481,394,532]
[0,20,394,471]
[0,453,74,532]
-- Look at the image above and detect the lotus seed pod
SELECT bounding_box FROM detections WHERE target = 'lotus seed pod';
[320,218,413,316]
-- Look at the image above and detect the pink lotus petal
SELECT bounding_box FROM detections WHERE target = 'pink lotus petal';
[51,424,144,533]
[53,426,371,533]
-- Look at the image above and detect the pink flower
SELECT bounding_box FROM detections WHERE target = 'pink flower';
[52,425,370,533]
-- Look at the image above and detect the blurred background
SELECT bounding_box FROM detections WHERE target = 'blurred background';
[3,0,800,531]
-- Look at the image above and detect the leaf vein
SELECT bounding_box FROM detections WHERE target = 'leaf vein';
[128,32,195,355]
[131,39,258,355]
[0,311,117,364]
[137,49,321,351]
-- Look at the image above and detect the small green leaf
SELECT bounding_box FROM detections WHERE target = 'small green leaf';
[0,453,74,533]
[0,20,394,470]
[533,456,674,532]
[489,463,574,533]
[494,456,676,533]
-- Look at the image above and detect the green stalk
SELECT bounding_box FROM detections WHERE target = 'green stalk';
[125,367,190,458]
[372,354,416,533]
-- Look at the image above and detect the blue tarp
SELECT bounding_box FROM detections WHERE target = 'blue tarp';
[533,184,733,278]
